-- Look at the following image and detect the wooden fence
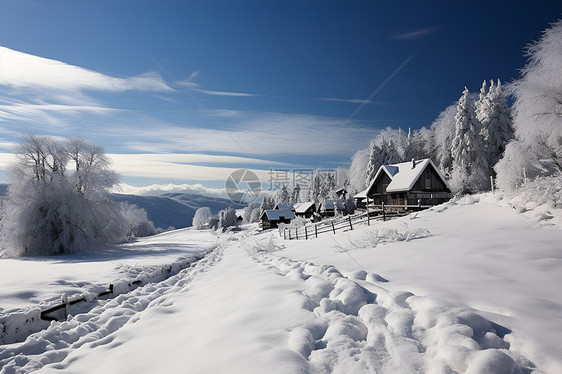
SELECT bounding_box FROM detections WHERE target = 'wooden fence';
[280,204,413,240]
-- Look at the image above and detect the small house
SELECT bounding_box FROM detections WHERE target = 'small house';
[293,202,316,218]
[319,200,336,217]
[260,209,295,229]
[274,203,295,211]
[366,158,452,208]
[353,189,368,209]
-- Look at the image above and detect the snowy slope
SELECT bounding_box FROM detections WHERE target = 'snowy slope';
[0,193,560,373]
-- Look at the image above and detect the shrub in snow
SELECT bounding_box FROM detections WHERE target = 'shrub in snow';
[0,135,153,256]
[192,207,213,229]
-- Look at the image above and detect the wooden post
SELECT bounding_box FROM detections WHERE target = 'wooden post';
[490,175,495,194]
[289,229,291,240]
[305,226,308,240]
[348,216,353,230]
[331,221,336,234]
[295,228,298,240]
[382,202,386,222]
[283,228,286,240]
[315,224,318,238]
[366,196,370,226]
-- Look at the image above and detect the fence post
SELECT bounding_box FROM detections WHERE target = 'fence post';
[348,216,353,230]
[305,226,308,240]
[295,228,298,240]
[315,224,318,238]
[382,202,386,222]
[490,175,495,194]
[331,221,336,234]
[289,229,292,240]
[366,196,370,226]
[283,228,286,240]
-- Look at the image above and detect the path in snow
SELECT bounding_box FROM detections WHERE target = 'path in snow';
[0,226,542,373]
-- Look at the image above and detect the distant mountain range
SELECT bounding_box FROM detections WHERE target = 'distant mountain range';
[0,184,240,229]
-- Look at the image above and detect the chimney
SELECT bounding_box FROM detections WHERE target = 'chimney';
[411,158,416,169]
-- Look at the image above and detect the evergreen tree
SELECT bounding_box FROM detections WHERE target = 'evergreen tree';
[450,87,489,193]
[291,183,301,203]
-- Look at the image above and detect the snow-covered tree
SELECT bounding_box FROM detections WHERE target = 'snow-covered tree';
[192,206,213,229]
[476,80,514,171]
[274,185,290,205]
[365,128,401,186]
[1,135,150,256]
[509,19,562,172]
[431,103,458,176]
[218,206,238,230]
[242,202,260,223]
[121,202,156,238]
[450,87,489,193]
[494,141,548,190]
[291,183,301,203]
[349,147,370,193]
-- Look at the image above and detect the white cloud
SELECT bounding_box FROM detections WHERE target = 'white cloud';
[114,182,227,197]
[0,46,173,93]
[194,88,257,97]
[119,111,375,157]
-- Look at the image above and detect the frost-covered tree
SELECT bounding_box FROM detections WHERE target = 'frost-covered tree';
[192,206,213,229]
[349,147,370,193]
[494,141,548,190]
[274,184,290,205]
[476,80,514,171]
[242,202,260,223]
[450,87,489,193]
[365,128,401,186]
[218,206,238,230]
[431,103,458,176]
[121,202,156,238]
[291,183,301,203]
[1,135,150,256]
[509,19,562,171]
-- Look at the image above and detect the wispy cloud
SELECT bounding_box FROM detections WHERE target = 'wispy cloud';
[193,88,257,97]
[117,111,376,156]
[0,46,173,93]
[392,26,440,41]
[319,97,385,105]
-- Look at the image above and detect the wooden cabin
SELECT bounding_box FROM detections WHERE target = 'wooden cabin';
[353,189,368,209]
[260,209,295,229]
[366,159,452,208]
[293,202,316,218]
[274,203,295,211]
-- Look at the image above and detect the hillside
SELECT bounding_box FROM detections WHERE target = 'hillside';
[113,192,239,229]
[0,193,560,373]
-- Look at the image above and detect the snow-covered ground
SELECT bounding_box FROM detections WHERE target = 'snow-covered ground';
[0,193,561,373]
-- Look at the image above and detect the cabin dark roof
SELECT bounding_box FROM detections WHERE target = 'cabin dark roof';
[367,159,451,193]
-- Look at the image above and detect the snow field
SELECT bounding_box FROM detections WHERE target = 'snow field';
[0,245,223,373]
[252,253,535,373]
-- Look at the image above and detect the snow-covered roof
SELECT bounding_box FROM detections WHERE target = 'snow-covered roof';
[261,209,295,221]
[354,189,368,199]
[274,203,294,210]
[367,159,451,193]
[294,202,315,214]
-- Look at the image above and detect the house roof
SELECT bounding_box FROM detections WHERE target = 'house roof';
[354,188,368,199]
[367,159,451,193]
[261,209,295,221]
[294,202,315,214]
[274,203,294,210]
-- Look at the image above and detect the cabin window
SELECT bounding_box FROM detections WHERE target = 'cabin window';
[425,178,431,189]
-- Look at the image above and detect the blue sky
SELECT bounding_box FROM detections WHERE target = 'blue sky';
[0,1,561,195]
